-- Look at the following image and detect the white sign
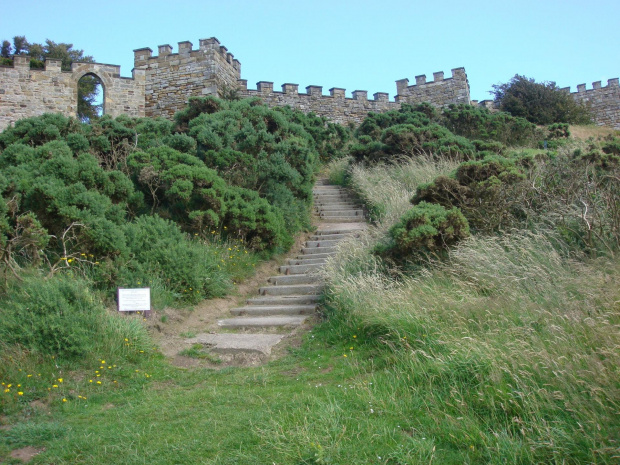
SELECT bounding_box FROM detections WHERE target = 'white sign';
[118,288,151,312]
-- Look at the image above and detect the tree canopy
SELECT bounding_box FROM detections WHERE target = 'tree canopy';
[491,74,592,125]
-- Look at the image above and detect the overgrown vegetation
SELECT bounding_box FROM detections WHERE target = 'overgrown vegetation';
[492,74,592,125]
[1,89,619,463]
[0,98,344,392]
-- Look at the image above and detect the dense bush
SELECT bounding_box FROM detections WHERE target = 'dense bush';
[492,74,592,125]
[412,155,530,232]
[442,104,540,146]
[118,215,232,301]
[378,201,469,260]
[0,97,331,311]
[351,105,477,163]
[350,103,544,164]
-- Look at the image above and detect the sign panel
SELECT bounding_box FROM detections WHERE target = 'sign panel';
[117,288,151,312]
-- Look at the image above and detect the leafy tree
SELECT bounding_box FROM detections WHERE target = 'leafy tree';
[0,40,11,58]
[491,74,592,125]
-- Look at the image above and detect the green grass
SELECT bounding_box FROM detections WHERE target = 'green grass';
[1,156,619,463]
[178,344,222,363]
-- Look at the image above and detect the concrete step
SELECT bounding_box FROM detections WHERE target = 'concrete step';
[218,316,308,329]
[286,257,327,265]
[305,240,340,248]
[321,216,366,223]
[280,263,323,274]
[314,197,355,202]
[301,246,337,255]
[308,234,350,241]
[314,194,353,200]
[268,275,317,285]
[247,295,320,305]
[297,252,334,260]
[317,204,362,211]
[320,210,364,217]
[230,305,316,316]
[258,284,323,296]
[187,333,285,356]
[313,187,345,192]
[314,227,365,235]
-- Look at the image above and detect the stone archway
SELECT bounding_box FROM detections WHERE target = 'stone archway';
[76,72,105,122]
[71,64,116,121]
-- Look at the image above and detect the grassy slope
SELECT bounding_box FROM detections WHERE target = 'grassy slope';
[2,142,620,464]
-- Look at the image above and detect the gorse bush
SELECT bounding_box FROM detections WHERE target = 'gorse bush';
[442,103,540,146]
[0,96,332,312]
[377,201,470,261]
[350,103,543,165]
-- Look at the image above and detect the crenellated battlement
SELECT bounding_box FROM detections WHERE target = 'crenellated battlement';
[133,37,242,118]
[395,68,470,107]
[568,77,620,129]
[2,35,618,131]
[0,57,144,130]
[237,80,401,124]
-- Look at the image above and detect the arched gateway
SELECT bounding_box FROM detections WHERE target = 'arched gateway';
[0,58,145,130]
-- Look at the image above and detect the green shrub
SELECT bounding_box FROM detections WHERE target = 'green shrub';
[547,123,570,139]
[119,215,232,301]
[379,201,469,260]
[412,156,528,232]
[0,274,106,357]
[442,104,540,146]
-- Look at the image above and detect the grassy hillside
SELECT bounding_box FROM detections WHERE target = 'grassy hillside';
[1,102,619,464]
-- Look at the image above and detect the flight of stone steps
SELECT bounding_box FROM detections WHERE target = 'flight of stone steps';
[187,179,366,362]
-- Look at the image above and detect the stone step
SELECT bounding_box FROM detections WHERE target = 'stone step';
[280,263,323,274]
[247,295,320,305]
[305,240,340,248]
[317,204,362,211]
[308,234,350,241]
[297,252,334,260]
[230,305,316,316]
[321,216,366,223]
[187,333,285,356]
[314,227,365,235]
[268,274,317,285]
[286,257,327,265]
[258,284,323,296]
[314,194,353,200]
[218,315,308,329]
[314,196,354,202]
[320,210,364,217]
[300,246,337,255]
[313,187,345,192]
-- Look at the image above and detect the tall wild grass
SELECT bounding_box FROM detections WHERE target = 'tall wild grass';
[316,158,620,463]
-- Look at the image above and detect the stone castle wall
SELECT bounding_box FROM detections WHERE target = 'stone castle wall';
[236,68,470,125]
[0,35,618,131]
[0,56,144,131]
[563,79,620,129]
[133,37,241,120]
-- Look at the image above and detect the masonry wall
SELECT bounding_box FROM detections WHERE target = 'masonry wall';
[134,37,241,120]
[566,78,620,129]
[237,81,397,125]
[396,68,470,107]
[237,68,470,125]
[0,56,144,131]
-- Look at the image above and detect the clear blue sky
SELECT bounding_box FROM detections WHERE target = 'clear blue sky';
[1,0,619,102]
